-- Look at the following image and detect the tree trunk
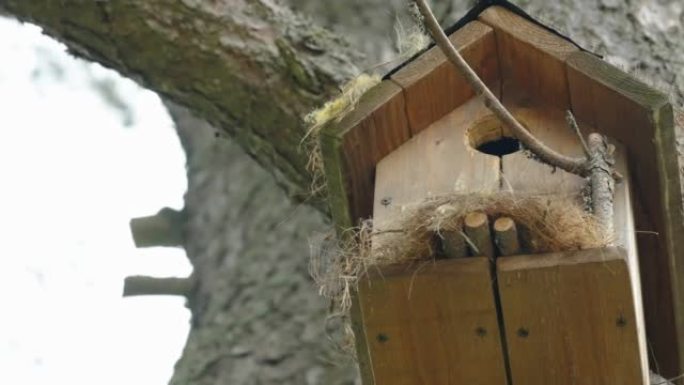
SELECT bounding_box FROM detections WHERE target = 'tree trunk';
[2,0,684,384]
[167,101,358,384]
[0,0,359,207]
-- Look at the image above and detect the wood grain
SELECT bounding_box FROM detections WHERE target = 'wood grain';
[464,212,495,258]
[612,142,649,385]
[372,98,499,249]
[566,51,683,377]
[493,217,520,256]
[498,107,586,195]
[391,20,500,135]
[442,226,467,259]
[479,6,578,109]
[357,257,507,385]
[321,80,410,232]
[498,247,644,385]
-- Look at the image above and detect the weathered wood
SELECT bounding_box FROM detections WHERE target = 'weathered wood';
[123,276,192,297]
[566,51,682,377]
[372,97,499,250]
[478,5,579,109]
[390,20,500,135]
[498,247,644,385]
[441,226,467,259]
[350,292,374,385]
[357,257,507,384]
[493,217,520,256]
[415,0,586,176]
[321,80,410,233]
[464,212,494,258]
[497,107,586,194]
[612,142,649,384]
[129,207,184,248]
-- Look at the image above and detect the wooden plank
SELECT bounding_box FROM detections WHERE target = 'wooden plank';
[566,51,683,377]
[357,257,508,384]
[350,291,375,385]
[372,97,499,247]
[613,142,649,385]
[498,248,645,385]
[390,20,500,135]
[499,107,585,195]
[478,6,578,109]
[321,80,410,232]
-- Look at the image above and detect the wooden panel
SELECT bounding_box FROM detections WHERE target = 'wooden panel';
[500,107,585,194]
[498,248,644,385]
[321,80,410,232]
[479,6,578,109]
[613,142,649,385]
[566,51,683,377]
[357,257,507,384]
[391,20,500,135]
[372,97,499,244]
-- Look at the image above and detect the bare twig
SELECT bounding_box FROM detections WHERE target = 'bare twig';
[587,133,615,236]
[566,110,591,157]
[413,0,587,176]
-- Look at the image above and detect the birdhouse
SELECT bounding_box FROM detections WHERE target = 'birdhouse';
[319,2,684,384]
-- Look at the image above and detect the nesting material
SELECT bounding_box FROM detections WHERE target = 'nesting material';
[311,192,611,354]
[302,73,381,196]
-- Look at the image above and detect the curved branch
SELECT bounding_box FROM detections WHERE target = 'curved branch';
[0,0,359,206]
[414,0,587,175]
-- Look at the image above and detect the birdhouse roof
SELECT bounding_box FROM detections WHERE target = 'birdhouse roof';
[319,3,683,375]
[386,0,591,80]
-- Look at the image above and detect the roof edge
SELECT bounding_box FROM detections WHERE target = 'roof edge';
[384,0,596,79]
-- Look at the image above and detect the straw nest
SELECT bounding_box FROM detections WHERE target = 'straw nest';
[310,192,611,354]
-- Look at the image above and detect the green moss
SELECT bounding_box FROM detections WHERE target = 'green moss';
[276,38,320,92]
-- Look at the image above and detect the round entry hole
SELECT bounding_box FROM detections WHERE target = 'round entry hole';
[468,115,523,156]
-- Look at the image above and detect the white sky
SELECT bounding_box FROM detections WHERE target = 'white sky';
[0,17,192,385]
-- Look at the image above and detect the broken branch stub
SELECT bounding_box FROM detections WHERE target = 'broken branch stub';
[464,212,495,258]
[123,276,193,297]
[494,217,521,256]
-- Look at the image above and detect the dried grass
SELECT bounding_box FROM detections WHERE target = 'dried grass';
[301,12,430,197]
[302,73,381,196]
[310,192,611,354]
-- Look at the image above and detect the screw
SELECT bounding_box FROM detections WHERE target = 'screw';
[517,327,529,338]
[616,315,627,328]
[376,333,389,343]
[380,197,392,207]
[475,327,487,337]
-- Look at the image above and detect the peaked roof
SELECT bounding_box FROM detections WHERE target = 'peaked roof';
[386,0,593,79]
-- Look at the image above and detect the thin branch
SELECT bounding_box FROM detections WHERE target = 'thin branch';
[654,372,684,385]
[413,0,587,176]
[566,110,591,157]
[587,133,615,235]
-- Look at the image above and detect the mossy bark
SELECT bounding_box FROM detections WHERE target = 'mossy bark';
[0,0,359,207]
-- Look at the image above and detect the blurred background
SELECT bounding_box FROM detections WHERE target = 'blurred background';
[0,17,190,385]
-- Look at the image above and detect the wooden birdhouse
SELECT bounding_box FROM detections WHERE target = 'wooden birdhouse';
[320,2,684,385]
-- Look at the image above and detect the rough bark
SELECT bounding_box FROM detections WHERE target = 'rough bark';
[0,0,358,206]
[2,1,684,384]
[167,102,357,384]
